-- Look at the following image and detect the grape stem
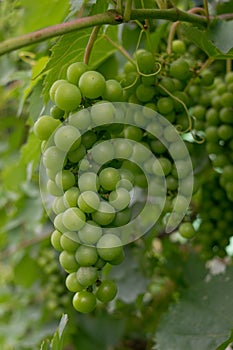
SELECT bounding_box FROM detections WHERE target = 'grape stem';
[1,9,232,56]
[84,25,101,65]
[124,0,133,22]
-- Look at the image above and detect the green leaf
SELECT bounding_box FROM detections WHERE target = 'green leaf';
[155,267,233,350]
[42,26,118,102]
[40,340,50,350]
[216,329,233,350]
[20,131,42,174]
[208,20,233,54]
[14,254,41,287]
[181,23,233,59]
[19,0,69,33]
[40,314,68,350]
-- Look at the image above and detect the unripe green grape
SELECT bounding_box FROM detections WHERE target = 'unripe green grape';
[99,167,121,191]
[112,207,132,226]
[157,97,174,115]
[50,105,64,120]
[205,126,219,142]
[114,139,133,158]
[221,92,233,107]
[91,102,115,125]
[77,191,100,213]
[59,250,79,272]
[179,222,196,238]
[136,84,155,102]
[97,234,123,262]
[54,213,67,233]
[60,232,80,251]
[92,202,115,226]
[219,108,233,124]
[34,115,60,141]
[49,79,67,101]
[51,229,63,251]
[43,146,66,172]
[173,91,190,111]
[47,180,63,196]
[52,196,67,214]
[206,108,219,125]
[78,221,103,245]
[54,82,82,111]
[158,77,176,95]
[124,60,137,73]
[76,266,98,287]
[172,195,189,213]
[109,187,131,211]
[124,126,143,141]
[78,172,100,192]
[91,141,115,164]
[55,170,76,190]
[96,280,117,303]
[171,39,186,54]
[75,245,98,266]
[73,291,96,313]
[54,125,81,152]
[65,272,84,292]
[81,131,97,149]
[79,71,106,99]
[153,157,172,176]
[136,50,155,74]
[150,139,166,154]
[62,207,86,231]
[63,187,80,208]
[192,105,206,120]
[69,109,90,130]
[218,124,233,141]
[68,144,86,163]
[200,70,214,86]
[67,61,89,85]
[169,59,190,80]
[103,79,124,101]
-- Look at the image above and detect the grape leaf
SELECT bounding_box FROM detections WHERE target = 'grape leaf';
[40,315,68,350]
[42,25,118,102]
[181,22,233,59]
[209,20,233,54]
[154,268,233,350]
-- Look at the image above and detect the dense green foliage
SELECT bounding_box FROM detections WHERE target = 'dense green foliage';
[0,1,233,349]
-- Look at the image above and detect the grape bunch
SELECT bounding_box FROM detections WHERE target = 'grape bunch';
[194,171,233,259]
[190,71,233,201]
[37,247,71,317]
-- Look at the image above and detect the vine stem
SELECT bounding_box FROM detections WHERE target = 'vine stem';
[124,0,133,22]
[84,25,101,64]
[0,9,233,56]
[203,0,210,25]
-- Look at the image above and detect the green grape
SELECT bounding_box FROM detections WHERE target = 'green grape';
[43,146,66,172]
[54,82,82,111]
[124,126,143,141]
[157,97,174,115]
[77,191,100,213]
[49,79,67,102]
[73,291,96,313]
[54,213,68,233]
[76,266,98,287]
[218,124,233,141]
[51,229,63,251]
[59,250,79,273]
[34,115,60,141]
[91,102,115,125]
[99,167,121,191]
[54,125,81,152]
[65,272,84,292]
[79,71,106,99]
[97,234,123,262]
[179,222,196,238]
[158,77,176,95]
[81,131,97,149]
[136,50,155,74]
[68,144,86,163]
[63,187,80,208]
[200,70,214,86]
[50,105,64,120]
[114,138,133,158]
[75,245,98,266]
[152,157,172,176]
[169,58,190,80]
[221,92,233,107]
[60,232,80,251]
[47,180,63,196]
[96,280,117,303]
[69,109,91,130]
[67,61,89,85]
[112,207,132,226]
[91,142,115,164]
[109,187,131,211]
[78,221,103,245]
[136,84,155,102]
[52,196,67,214]
[62,207,86,231]
[55,170,76,190]
[92,202,115,226]
[205,126,219,142]
[171,40,186,54]
[131,143,150,164]
[103,79,123,101]
[219,108,233,124]
[78,172,100,192]
[192,105,206,120]
[172,195,189,213]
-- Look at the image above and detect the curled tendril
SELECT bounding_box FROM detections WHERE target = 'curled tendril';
[157,84,192,134]
[121,74,140,91]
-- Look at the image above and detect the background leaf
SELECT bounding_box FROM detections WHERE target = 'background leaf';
[155,267,233,350]
[208,20,233,54]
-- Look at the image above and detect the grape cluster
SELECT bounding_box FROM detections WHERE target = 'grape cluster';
[190,71,233,201]
[38,247,70,316]
[194,171,233,259]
